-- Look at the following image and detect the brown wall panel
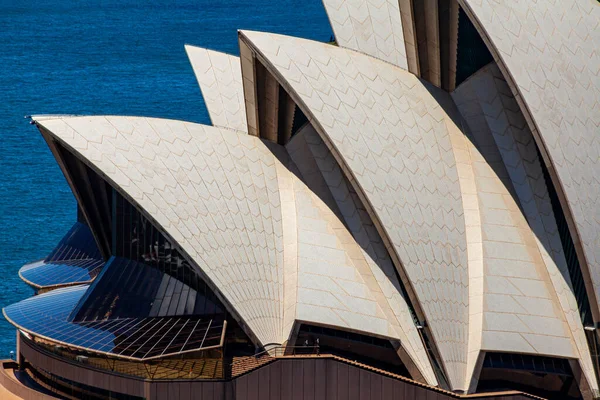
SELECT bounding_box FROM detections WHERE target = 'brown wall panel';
[153,382,168,400]
[292,360,304,400]
[370,373,382,400]
[326,357,337,399]
[269,358,282,400]
[215,380,227,400]
[302,359,315,400]
[417,385,434,399]
[348,363,360,400]
[178,381,191,400]
[314,359,327,400]
[190,382,204,400]
[204,381,216,399]
[235,374,248,400]
[225,379,235,400]
[360,369,371,400]
[382,376,394,399]
[18,338,545,400]
[248,371,260,400]
[167,379,180,400]
[20,337,147,398]
[258,366,270,399]
[279,359,293,399]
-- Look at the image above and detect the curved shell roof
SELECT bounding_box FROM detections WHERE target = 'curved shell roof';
[33,115,435,383]
[452,62,594,389]
[285,124,435,384]
[35,116,285,345]
[185,45,248,133]
[239,30,469,388]
[322,0,408,69]
[23,1,600,393]
[460,0,600,317]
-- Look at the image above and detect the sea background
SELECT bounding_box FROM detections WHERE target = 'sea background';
[0,0,332,356]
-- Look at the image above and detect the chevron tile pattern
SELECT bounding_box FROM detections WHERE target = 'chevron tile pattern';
[455,78,574,357]
[290,143,397,339]
[323,0,408,69]
[461,0,600,317]
[35,116,283,345]
[444,114,484,392]
[453,62,598,392]
[286,124,436,385]
[241,30,469,389]
[35,115,439,381]
[185,46,248,133]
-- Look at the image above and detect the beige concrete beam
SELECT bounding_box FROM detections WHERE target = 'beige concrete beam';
[239,38,259,137]
[398,0,420,75]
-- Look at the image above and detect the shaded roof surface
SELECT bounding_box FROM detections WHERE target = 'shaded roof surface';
[240,30,469,388]
[3,285,224,360]
[19,222,104,289]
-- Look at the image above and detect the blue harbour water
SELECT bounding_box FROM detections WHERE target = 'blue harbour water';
[0,0,332,356]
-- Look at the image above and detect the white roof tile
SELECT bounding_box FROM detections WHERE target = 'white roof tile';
[185,46,248,133]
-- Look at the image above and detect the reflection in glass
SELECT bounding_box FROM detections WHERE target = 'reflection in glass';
[19,222,104,290]
[3,285,224,360]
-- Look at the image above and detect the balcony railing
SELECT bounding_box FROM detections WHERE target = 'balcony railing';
[228,344,322,377]
[25,334,224,380]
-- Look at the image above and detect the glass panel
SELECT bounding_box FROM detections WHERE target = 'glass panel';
[455,6,494,86]
[483,352,573,376]
[19,222,104,288]
[110,190,224,316]
[4,285,225,360]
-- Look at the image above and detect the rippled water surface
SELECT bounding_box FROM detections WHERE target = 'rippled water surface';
[0,0,331,356]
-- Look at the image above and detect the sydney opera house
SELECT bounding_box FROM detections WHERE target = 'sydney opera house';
[1,0,599,399]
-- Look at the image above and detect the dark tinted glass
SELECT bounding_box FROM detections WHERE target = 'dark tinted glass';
[4,285,225,360]
[46,221,102,262]
[111,190,222,313]
[455,7,494,86]
[70,256,222,322]
[19,222,104,288]
[56,144,113,257]
[483,352,572,376]
[291,105,309,136]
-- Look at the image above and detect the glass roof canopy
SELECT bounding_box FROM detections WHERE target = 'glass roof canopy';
[19,222,104,290]
[3,285,226,360]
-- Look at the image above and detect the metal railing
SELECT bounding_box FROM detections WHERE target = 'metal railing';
[228,344,320,377]
[25,335,224,380]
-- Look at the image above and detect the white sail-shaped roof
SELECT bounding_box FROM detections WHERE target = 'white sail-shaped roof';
[460,0,600,322]
[33,114,436,383]
[185,46,248,133]
[239,30,470,389]
[322,0,408,69]
[452,62,597,392]
[34,116,283,345]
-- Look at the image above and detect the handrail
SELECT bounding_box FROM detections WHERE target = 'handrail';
[22,334,225,381]
[23,334,546,399]
[228,344,319,372]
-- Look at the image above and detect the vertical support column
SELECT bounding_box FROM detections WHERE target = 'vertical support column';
[424,0,441,87]
[439,0,459,91]
[16,331,22,368]
[256,63,280,143]
[398,0,420,76]
[447,0,459,91]
[240,38,260,137]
